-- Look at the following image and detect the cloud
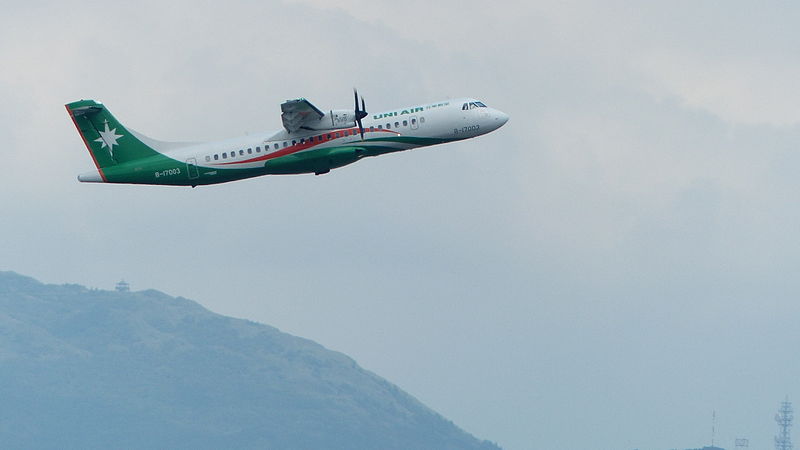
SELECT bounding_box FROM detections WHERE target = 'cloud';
[2,2,800,449]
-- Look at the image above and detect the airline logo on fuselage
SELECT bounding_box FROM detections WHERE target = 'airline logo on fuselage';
[373,107,424,120]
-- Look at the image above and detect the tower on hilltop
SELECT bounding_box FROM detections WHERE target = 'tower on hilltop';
[115,280,130,292]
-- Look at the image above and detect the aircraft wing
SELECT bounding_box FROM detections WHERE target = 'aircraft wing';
[281,98,325,133]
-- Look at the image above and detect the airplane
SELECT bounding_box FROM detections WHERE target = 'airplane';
[66,91,509,187]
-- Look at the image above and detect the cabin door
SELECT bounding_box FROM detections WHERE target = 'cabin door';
[186,158,199,180]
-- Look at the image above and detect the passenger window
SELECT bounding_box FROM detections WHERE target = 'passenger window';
[411,118,416,125]
[222,153,227,159]
[214,154,219,160]
[205,155,210,162]
[248,148,253,154]
[256,147,261,153]
[239,150,244,156]
[327,134,332,139]
[403,120,408,126]
[377,125,382,129]
[335,132,340,138]
[292,140,296,145]
[283,142,288,148]
[274,143,279,149]
[369,126,374,132]
[386,123,391,129]
[395,122,399,128]
[300,138,305,144]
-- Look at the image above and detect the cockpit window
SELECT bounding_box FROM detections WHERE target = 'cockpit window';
[463,101,488,110]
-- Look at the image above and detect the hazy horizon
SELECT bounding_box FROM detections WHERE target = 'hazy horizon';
[2,1,800,449]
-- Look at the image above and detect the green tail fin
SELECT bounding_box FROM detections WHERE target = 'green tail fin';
[66,100,160,168]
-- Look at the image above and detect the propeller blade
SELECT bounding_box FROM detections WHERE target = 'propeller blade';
[353,88,367,140]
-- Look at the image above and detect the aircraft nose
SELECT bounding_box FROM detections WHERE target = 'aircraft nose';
[493,109,509,127]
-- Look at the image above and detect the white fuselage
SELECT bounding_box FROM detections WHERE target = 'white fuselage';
[162,98,509,170]
[75,97,509,184]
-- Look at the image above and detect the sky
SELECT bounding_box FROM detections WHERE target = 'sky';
[2,1,800,449]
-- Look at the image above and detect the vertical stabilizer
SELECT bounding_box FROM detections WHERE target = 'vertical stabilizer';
[65,100,160,170]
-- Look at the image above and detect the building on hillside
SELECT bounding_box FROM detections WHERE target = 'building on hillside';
[115,280,130,292]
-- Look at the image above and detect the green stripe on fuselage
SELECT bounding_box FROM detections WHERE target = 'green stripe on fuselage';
[97,135,458,186]
[264,146,365,174]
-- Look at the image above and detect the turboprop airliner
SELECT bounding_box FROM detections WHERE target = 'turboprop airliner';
[66,91,509,186]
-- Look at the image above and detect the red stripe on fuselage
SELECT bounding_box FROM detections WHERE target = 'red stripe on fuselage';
[215,128,400,167]
[66,105,107,182]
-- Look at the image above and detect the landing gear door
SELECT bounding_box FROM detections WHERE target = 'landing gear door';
[186,158,199,180]
[410,116,419,130]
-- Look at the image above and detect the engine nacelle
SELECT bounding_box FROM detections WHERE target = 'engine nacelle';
[302,109,357,131]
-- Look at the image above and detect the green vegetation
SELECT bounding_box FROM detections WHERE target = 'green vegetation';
[0,271,499,449]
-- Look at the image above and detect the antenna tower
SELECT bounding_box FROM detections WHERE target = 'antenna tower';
[712,410,716,447]
[776,397,793,450]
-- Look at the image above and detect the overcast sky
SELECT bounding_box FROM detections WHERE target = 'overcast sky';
[2,1,800,449]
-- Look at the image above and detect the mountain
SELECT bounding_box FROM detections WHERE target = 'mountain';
[0,271,500,449]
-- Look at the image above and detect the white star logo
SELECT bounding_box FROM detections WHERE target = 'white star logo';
[94,120,123,157]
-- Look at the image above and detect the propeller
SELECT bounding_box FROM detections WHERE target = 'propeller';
[354,88,368,140]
